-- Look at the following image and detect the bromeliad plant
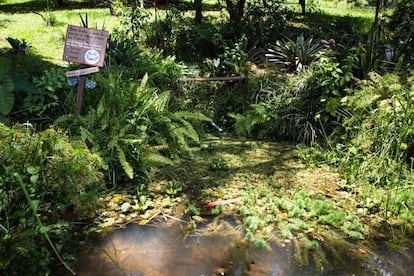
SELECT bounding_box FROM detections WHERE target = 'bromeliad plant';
[5,37,31,55]
[266,34,325,72]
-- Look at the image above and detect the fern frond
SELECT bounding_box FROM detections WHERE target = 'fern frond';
[142,152,174,166]
[54,115,73,126]
[97,97,105,116]
[120,138,144,144]
[140,73,149,90]
[178,118,200,143]
[144,144,170,151]
[115,144,134,179]
[228,112,249,136]
[173,126,191,152]
[153,91,170,112]
[79,126,96,146]
[173,111,212,122]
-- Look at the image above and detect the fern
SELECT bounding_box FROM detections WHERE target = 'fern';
[177,118,200,143]
[69,68,211,184]
[153,91,170,112]
[173,111,212,122]
[142,152,174,166]
[116,144,134,179]
[229,104,268,137]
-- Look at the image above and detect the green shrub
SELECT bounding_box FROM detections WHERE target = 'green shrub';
[238,2,293,47]
[230,54,353,144]
[0,123,104,274]
[27,67,72,119]
[332,72,414,186]
[387,0,414,66]
[60,72,210,185]
[323,72,414,222]
[106,36,183,90]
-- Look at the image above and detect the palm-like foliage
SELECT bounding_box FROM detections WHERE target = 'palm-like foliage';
[266,34,325,72]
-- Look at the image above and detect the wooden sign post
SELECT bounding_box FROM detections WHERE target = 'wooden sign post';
[63,25,108,115]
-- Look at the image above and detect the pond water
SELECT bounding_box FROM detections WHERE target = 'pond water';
[75,222,414,276]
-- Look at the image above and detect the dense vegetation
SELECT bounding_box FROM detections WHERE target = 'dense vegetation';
[1,0,413,274]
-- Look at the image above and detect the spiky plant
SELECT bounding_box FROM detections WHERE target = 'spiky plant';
[265,34,325,72]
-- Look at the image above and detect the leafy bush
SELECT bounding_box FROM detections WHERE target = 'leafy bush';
[59,71,210,185]
[331,72,414,186]
[238,2,293,47]
[106,35,183,90]
[203,36,260,77]
[323,72,414,222]
[0,123,104,274]
[303,12,368,49]
[4,65,75,128]
[387,0,414,65]
[174,21,223,61]
[107,36,142,68]
[230,54,353,144]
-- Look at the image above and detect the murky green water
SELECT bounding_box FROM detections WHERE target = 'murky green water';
[76,223,414,275]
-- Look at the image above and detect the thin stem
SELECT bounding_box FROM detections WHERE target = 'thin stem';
[14,173,76,275]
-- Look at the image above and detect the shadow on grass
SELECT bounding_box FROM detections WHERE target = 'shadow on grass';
[285,10,372,43]
[0,49,73,127]
[153,135,301,204]
[0,47,63,78]
[0,0,109,13]
[0,0,222,13]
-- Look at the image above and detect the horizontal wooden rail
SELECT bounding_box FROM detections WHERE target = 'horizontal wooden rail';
[178,76,244,82]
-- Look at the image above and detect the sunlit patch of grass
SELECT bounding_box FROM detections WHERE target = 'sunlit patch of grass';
[0,7,121,64]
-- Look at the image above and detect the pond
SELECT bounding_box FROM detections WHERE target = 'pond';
[75,221,414,276]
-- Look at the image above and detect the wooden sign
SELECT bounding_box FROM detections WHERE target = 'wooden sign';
[62,25,108,67]
[66,67,99,77]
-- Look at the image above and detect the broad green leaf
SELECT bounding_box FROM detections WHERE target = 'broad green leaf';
[27,166,39,175]
[39,225,51,234]
[31,200,40,212]
[30,174,39,184]
[0,57,11,75]
[0,74,15,115]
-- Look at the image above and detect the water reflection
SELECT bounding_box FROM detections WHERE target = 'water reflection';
[76,223,414,275]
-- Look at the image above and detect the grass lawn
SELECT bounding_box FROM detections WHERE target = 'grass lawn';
[0,0,377,67]
[0,2,120,65]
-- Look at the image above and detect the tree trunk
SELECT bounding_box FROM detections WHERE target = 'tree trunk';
[369,0,384,69]
[225,0,246,23]
[195,0,203,24]
[299,0,305,15]
[109,0,116,16]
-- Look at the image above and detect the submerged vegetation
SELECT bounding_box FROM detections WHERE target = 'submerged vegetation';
[1,0,414,274]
